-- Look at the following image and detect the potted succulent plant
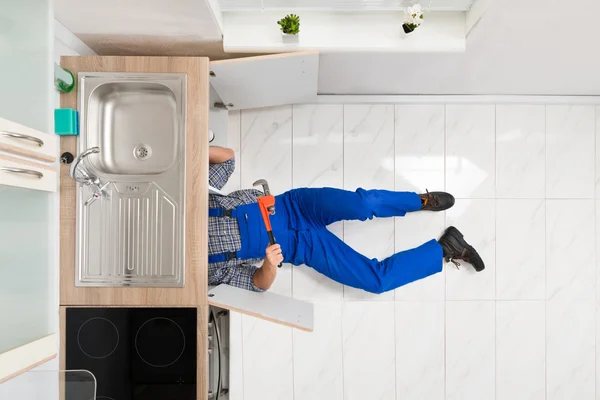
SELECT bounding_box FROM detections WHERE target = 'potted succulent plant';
[401,4,424,38]
[277,14,300,43]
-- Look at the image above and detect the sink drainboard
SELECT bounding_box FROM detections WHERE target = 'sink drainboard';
[78,182,182,286]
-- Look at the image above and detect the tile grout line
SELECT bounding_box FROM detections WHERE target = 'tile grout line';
[342,104,346,301]
[544,104,547,400]
[393,104,398,400]
[239,110,246,400]
[494,104,498,400]
[341,103,346,400]
[443,103,448,400]
[291,105,294,301]
[594,104,597,400]
[290,104,295,400]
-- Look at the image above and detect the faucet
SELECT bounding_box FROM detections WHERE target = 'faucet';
[70,146,110,205]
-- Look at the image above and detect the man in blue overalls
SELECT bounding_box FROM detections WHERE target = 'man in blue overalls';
[208,147,484,293]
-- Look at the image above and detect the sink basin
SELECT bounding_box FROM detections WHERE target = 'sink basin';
[75,72,186,287]
[87,81,179,176]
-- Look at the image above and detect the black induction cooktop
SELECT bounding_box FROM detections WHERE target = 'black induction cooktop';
[66,308,197,400]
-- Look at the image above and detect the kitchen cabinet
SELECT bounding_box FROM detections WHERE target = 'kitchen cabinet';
[0,0,58,384]
[0,139,58,385]
[0,131,58,385]
[58,56,208,307]
[0,117,58,163]
[209,51,319,110]
[208,284,314,332]
[58,56,210,399]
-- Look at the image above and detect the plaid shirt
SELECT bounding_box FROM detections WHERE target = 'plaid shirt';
[209,158,265,292]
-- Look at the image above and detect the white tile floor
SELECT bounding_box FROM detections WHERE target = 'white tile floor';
[223,104,600,400]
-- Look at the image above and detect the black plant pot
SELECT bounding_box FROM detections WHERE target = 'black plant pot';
[402,24,415,34]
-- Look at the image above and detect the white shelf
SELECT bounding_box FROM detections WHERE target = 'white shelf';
[223,11,466,53]
[208,284,314,332]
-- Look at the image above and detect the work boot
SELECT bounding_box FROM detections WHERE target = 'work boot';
[419,190,455,211]
[438,226,485,272]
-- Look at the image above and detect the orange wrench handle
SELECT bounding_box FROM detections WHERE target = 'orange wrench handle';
[256,195,281,267]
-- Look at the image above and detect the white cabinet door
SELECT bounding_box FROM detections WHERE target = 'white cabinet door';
[0,154,57,192]
[0,182,57,383]
[0,117,58,163]
[209,51,319,110]
[208,284,314,332]
[0,0,57,384]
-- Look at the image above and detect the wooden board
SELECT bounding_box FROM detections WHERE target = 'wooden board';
[209,51,319,110]
[208,284,314,332]
[59,56,209,307]
[59,306,208,400]
[0,334,57,384]
[208,185,226,196]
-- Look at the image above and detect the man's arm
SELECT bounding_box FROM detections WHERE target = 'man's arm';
[209,146,234,164]
[208,146,235,190]
[252,244,283,291]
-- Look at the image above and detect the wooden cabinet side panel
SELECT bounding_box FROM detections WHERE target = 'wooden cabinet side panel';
[59,56,208,306]
[197,305,208,400]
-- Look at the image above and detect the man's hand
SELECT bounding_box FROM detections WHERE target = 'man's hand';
[252,244,283,291]
[264,244,283,268]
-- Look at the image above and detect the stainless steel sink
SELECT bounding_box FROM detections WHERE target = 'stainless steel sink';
[75,72,186,287]
[87,81,179,176]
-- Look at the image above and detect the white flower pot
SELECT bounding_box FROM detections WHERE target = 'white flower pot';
[282,33,299,43]
[400,24,419,39]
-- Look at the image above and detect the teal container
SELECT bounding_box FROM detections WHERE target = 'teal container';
[54,108,78,136]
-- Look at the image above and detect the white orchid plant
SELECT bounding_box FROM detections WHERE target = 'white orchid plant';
[403,4,424,33]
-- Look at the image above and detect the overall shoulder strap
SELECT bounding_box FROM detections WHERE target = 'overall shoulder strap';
[208,252,237,264]
[208,208,234,217]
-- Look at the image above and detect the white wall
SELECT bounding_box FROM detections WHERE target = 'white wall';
[0,21,95,399]
[55,0,600,95]
[54,0,227,57]
[318,0,600,95]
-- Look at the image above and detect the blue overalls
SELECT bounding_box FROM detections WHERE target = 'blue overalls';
[209,188,444,294]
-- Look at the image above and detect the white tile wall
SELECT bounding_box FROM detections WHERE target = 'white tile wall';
[227,103,600,400]
[293,302,344,400]
[446,105,496,198]
[394,105,445,192]
[292,104,344,300]
[496,199,545,300]
[496,105,545,198]
[546,105,595,199]
[446,301,495,400]
[342,302,396,400]
[395,302,445,400]
[241,317,294,400]
[546,200,595,302]
[343,105,395,301]
[546,299,595,400]
[496,301,545,400]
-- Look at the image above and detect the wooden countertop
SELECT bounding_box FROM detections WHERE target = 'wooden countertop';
[59,56,208,306]
[58,56,209,399]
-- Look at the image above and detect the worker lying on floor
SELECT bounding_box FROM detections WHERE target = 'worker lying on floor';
[208,146,484,293]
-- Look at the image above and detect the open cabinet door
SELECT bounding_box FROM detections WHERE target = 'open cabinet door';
[209,51,319,110]
[208,284,314,332]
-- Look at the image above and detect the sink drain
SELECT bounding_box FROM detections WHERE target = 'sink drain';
[134,144,152,160]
